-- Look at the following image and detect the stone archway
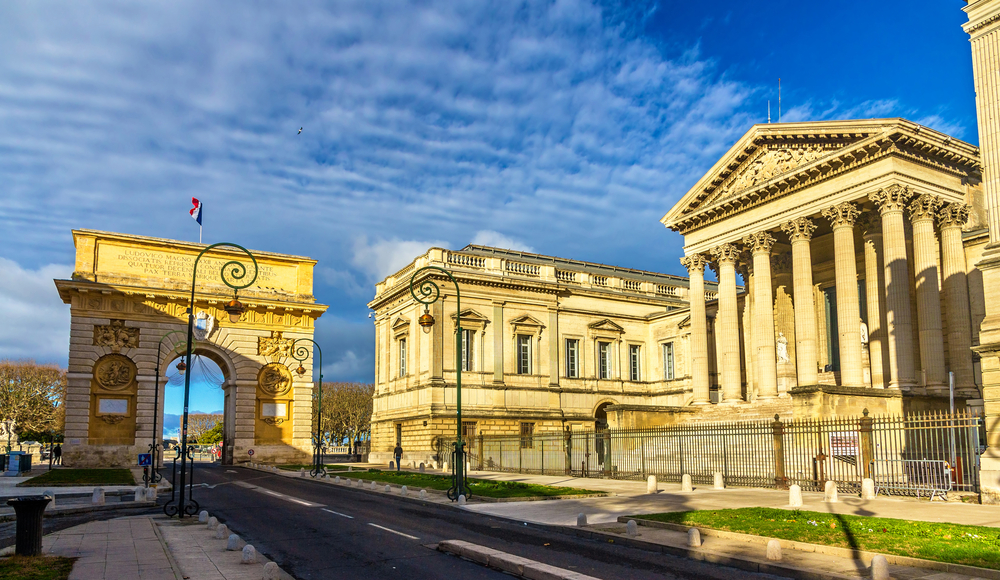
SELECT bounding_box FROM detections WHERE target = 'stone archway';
[55,229,328,468]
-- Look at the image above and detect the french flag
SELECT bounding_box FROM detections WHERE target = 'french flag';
[189,197,203,225]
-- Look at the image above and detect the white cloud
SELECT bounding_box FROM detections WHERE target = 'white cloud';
[0,258,72,364]
[470,230,535,253]
[350,236,450,282]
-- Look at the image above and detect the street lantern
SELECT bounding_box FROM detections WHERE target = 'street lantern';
[418,308,435,334]
[223,297,245,323]
[175,360,187,373]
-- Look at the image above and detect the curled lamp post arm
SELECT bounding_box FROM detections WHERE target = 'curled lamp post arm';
[290,338,325,477]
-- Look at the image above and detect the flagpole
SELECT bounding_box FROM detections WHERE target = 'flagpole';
[199,224,202,244]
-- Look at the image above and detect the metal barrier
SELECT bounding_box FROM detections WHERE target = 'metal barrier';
[870,459,953,500]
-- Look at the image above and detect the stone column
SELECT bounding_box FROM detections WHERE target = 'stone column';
[823,202,864,387]
[742,232,779,399]
[869,184,916,389]
[781,217,819,388]
[909,194,947,392]
[711,243,742,402]
[492,302,504,384]
[858,213,890,389]
[939,202,977,395]
[682,254,711,405]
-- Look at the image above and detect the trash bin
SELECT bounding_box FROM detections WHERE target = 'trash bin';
[7,496,51,556]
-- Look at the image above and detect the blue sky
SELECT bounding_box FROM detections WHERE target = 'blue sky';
[0,1,977,388]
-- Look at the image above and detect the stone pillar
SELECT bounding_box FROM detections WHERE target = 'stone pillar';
[742,232,779,399]
[869,184,916,389]
[711,243,742,402]
[823,202,864,387]
[781,217,819,388]
[909,194,947,392]
[682,254,711,405]
[858,213,890,389]
[939,202,977,395]
[492,302,504,384]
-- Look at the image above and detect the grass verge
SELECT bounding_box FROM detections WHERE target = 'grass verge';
[17,469,135,487]
[349,469,601,499]
[276,464,353,472]
[0,555,76,579]
[631,507,1000,570]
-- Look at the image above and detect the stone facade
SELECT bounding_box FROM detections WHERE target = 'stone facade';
[55,230,327,468]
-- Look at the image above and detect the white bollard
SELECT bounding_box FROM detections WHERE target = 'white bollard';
[335,476,341,484]
[466,461,472,473]
[146,487,157,502]
[647,475,657,494]
[241,544,257,564]
[300,468,306,477]
[681,474,693,493]
[389,461,395,470]
[870,555,889,580]
[714,472,725,490]
[824,480,839,503]
[323,473,329,480]
[788,484,803,507]
[432,461,438,469]
[767,539,782,561]
[134,486,145,502]
[384,485,391,493]
[419,489,427,499]
[687,528,701,547]
[43,490,56,510]
[207,516,219,530]
[370,481,377,490]
[419,463,425,473]
[862,478,876,500]
[215,524,229,539]
[626,520,638,537]
[577,513,588,526]
[348,466,353,472]
[401,485,408,497]
[226,534,243,551]
[442,461,449,473]
[263,562,281,580]
[92,488,105,506]
[458,494,467,505]
[199,510,209,523]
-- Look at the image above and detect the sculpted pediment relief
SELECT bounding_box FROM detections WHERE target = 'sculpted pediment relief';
[510,314,545,336]
[588,319,625,334]
[703,144,840,207]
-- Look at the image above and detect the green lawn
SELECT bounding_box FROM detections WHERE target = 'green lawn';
[17,469,135,487]
[276,464,354,472]
[346,469,603,499]
[631,508,1000,570]
[0,555,75,579]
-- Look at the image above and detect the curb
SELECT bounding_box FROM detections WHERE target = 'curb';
[438,539,601,580]
[0,500,157,523]
[619,516,1000,580]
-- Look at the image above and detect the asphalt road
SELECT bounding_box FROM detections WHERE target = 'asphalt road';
[188,464,785,580]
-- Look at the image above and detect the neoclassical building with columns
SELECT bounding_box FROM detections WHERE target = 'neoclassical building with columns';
[370,117,990,463]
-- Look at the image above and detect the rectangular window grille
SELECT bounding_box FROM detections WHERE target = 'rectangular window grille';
[395,423,402,446]
[599,341,611,379]
[629,344,641,381]
[461,329,474,371]
[398,338,407,377]
[566,339,579,378]
[461,421,477,440]
[517,335,531,374]
[663,342,675,380]
[520,422,535,449]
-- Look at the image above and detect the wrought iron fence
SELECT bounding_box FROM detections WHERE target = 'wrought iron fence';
[463,409,982,495]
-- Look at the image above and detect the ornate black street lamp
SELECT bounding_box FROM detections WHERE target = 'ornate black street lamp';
[165,243,257,518]
[290,339,325,478]
[409,266,469,501]
[150,330,192,487]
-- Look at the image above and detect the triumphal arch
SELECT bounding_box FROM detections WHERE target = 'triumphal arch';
[55,230,327,467]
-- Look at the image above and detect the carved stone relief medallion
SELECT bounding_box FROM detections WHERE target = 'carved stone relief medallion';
[93,353,137,391]
[257,362,293,396]
[93,319,139,353]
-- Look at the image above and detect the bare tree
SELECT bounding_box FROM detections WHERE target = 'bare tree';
[0,360,65,449]
[185,414,222,444]
[319,382,373,450]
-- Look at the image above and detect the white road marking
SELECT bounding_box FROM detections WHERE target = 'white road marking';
[322,508,354,519]
[368,523,419,540]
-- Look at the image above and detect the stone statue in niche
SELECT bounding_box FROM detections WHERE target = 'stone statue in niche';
[860,320,869,344]
[776,332,790,363]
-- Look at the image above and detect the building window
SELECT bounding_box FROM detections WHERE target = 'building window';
[598,341,611,379]
[398,337,407,377]
[517,335,532,374]
[565,339,580,378]
[629,344,641,381]
[462,421,477,440]
[395,423,402,447]
[520,422,535,449]
[461,329,474,371]
[663,342,675,380]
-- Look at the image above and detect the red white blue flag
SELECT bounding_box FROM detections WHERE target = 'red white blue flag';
[189,197,203,225]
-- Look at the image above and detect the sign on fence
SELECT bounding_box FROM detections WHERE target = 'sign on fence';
[137,453,152,466]
[829,432,859,456]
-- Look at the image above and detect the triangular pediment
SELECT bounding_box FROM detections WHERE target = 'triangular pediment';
[450,309,489,324]
[588,319,625,333]
[391,316,411,331]
[661,118,979,234]
[509,314,544,328]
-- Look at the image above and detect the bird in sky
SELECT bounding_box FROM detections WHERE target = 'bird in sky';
[297,127,303,134]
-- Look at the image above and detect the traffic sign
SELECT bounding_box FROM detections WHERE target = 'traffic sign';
[248,449,255,456]
[137,453,152,466]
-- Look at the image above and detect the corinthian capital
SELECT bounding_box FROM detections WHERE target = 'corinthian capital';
[868,183,913,214]
[742,231,776,255]
[857,212,881,237]
[822,202,860,228]
[680,254,708,274]
[908,194,943,223]
[780,217,816,243]
[710,243,741,264]
[938,202,970,229]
